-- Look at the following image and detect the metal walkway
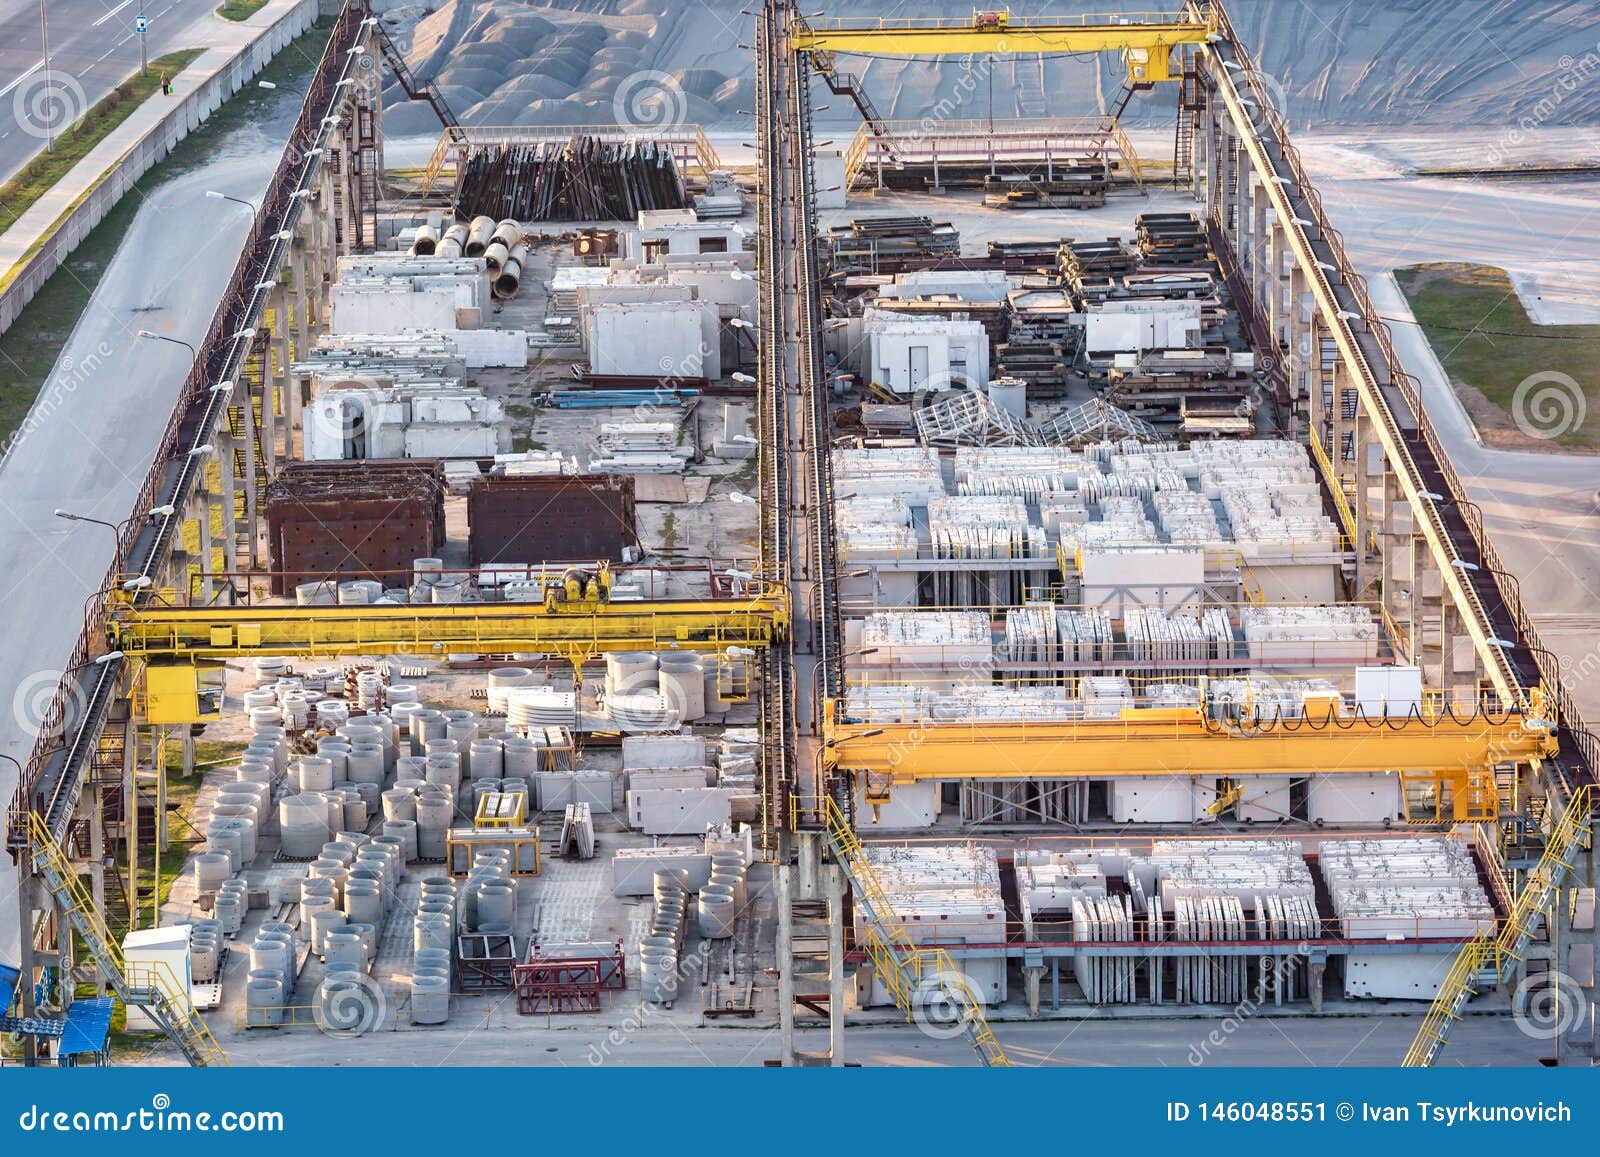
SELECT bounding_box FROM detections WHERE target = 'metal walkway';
[1402,786,1594,1067]
[20,814,227,1067]
[823,799,1009,1067]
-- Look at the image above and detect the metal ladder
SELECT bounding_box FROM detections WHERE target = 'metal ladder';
[813,52,899,169]
[1402,785,1593,1066]
[822,799,1010,1067]
[20,812,229,1067]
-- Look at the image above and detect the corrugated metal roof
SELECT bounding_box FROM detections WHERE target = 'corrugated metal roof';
[57,997,115,1058]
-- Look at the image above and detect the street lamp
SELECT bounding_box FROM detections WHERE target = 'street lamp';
[204,190,258,214]
[37,1,53,153]
[54,509,129,574]
[136,329,197,363]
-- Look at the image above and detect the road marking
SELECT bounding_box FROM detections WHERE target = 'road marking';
[0,62,41,99]
[92,0,136,28]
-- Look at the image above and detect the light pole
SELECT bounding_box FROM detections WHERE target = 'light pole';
[137,3,147,77]
[136,329,197,363]
[204,190,258,214]
[53,509,125,575]
[37,0,53,154]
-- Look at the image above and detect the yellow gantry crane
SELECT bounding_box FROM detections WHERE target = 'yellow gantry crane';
[822,695,1559,824]
[790,8,1217,84]
[107,587,790,722]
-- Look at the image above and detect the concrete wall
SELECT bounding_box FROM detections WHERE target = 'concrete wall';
[0,0,322,337]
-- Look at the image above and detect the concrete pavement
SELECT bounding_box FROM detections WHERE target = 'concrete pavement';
[0,143,283,964]
[1298,135,1600,718]
[203,1010,1552,1068]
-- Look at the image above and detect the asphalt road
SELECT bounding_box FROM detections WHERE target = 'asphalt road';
[203,1012,1556,1068]
[1300,146,1600,719]
[0,152,274,962]
[0,0,217,183]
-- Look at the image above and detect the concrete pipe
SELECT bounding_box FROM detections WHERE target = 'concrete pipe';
[482,239,509,274]
[490,218,523,252]
[411,974,450,1025]
[382,819,419,861]
[697,892,736,939]
[493,244,530,300]
[245,977,285,1026]
[411,223,439,255]
[214,891,245,935]
[305,902,347,953]
[194,852,231,897]
[464,215,496,257]
[437,221,469,258]
[323,929,366,968]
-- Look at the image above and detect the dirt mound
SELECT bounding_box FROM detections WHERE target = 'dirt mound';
[387,0,1600,132]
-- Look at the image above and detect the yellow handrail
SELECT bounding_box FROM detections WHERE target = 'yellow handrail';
[20,812,228,1067]
[823,798,1011,1066]
[1401,785,1593,1066]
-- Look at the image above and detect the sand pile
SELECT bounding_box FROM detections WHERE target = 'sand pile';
[382,0,1600,136]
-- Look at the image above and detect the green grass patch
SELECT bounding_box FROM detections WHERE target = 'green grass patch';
[217,0,271,19]
[1394,262,1600,453]
[0,50,205,237]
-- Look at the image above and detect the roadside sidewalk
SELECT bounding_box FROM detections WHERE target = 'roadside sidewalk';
[0,0,319,293]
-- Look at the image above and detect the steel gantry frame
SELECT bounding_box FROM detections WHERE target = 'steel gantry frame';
[790,10,1216,68]
[1175,0,1596,1062]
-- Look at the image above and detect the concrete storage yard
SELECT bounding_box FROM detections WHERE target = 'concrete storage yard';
[1,0,1596,1074]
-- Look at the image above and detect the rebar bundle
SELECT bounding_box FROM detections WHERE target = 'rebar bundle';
[455,139,688,223]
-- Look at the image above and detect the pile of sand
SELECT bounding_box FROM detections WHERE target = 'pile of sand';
[382,0,1600,137]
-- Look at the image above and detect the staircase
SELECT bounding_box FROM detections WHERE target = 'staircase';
[373,20,459,134]
[814,53,899,170]
[21,812,228,1067]
[822,798,1009,1067]
[1173,57,1200,187]
[716,651,753,703]
[1402,785,1593,1067]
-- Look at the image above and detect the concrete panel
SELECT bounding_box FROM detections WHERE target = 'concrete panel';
[855,780,939,828]
[1308,773,1404,825]
[626,787,736,835]
[610,848,712,896]
[622,735,707,770]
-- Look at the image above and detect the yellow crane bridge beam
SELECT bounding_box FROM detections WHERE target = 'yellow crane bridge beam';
[109,596,789,664]
[824,703,1554,784]
[791,13,1216,57]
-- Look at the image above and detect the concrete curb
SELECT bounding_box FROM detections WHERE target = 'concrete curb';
[0,0,322,338]
[1371,271,1486,449]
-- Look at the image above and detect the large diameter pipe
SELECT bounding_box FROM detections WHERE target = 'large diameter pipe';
[464,215,497,257]
[489,218,523,252]
[483,240,510,274]
[437,221,470,258]
[410,223,439,256]
[493,244,530,300]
